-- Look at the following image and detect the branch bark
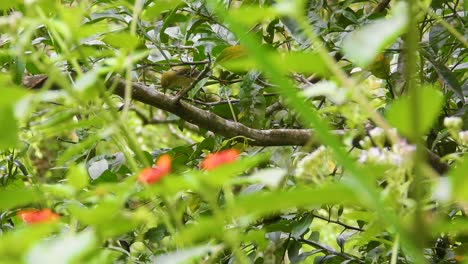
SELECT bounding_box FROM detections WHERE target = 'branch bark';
[371,0,391,15]
[110,78,344,146]
[21,75,448,173]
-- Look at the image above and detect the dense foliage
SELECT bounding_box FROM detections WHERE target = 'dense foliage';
[0,0,467,263]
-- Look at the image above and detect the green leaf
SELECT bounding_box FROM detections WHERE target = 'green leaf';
[0,80,28,105]
[102,32,140,50]
[154,244,219,264]
[173,217,223,245]
[0,224,58,259]
[275,52,329,76]
[68,200,141,238]
[40,184,75,199]
[386,86,444,138]
[0,188,42,211]
[449,156,468,201]
[244,168,287,188]
[57,129,111,165]
[0,105,19,150]
[142,0,183,20]
[291,214,314,239]
[0,1,19,11]
[420,47,465,102]
[230,184,359,218]
[229,6,277,26]
[0,83,27,150]
[26,229,96,264]
[341,1,408,67]
[67,164,89,190]
[73,69,101,99]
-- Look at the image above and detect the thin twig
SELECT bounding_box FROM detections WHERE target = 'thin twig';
[370,0,391,15]
[174,56,212,102]
[298,238,363,262]
[189,93,280,106]
[421,4,468,49]
[134,60,211,70]
[312,213,363,232]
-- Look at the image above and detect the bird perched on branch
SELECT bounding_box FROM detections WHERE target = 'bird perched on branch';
[160,66,200,93]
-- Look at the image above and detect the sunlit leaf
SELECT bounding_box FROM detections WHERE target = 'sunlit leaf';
[386,86,444,138]
[0,224,58,259]
[342,1,408,67]
[154,244,220,264]
[26,229,96,264]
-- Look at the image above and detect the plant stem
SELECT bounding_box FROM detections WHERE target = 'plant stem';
[406,0,428,261]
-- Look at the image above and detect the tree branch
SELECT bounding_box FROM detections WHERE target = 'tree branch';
[109,77,345,146]
[21,75,449,173]
[371,0,391,15]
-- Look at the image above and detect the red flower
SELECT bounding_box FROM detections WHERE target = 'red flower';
[17,209,59,224]
[200,149,239,170]
[138,154,171,184]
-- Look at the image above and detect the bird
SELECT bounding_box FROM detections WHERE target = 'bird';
[160,66,200,93]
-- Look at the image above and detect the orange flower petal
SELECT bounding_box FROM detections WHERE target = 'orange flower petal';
[200,149,239,170]
[156,154,171,174]
[138,154,172,185]
[17,209,59,224]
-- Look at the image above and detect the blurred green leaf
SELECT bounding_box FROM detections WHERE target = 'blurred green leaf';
[68,200,141,237]
[0,1,19,10]
[173,217,223,245]
[0,188,42,211]
[154,244,220,264]
[243,168,287,188]
[58,129,111,165]
[40,184,75,199]
[230,6,276,26]
[449,156,468,201]
[342,1,408,67]
[26,229,96,264]
[230,184,359,218]
[67,164,89,190]
[386,86,444,138]
[275,51,329,76]
[73,69,101,99]
[142,0,183,20]
[0,224,58,260]
[102,32,140,50]
[0,105,19,149]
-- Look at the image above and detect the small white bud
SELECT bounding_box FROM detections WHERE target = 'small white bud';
[369,127,385,147]
[459,131,468,145]
[444,117,462,130]
[359,137,372,149]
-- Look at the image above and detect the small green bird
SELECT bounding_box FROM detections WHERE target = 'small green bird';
[160,66,199,93]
